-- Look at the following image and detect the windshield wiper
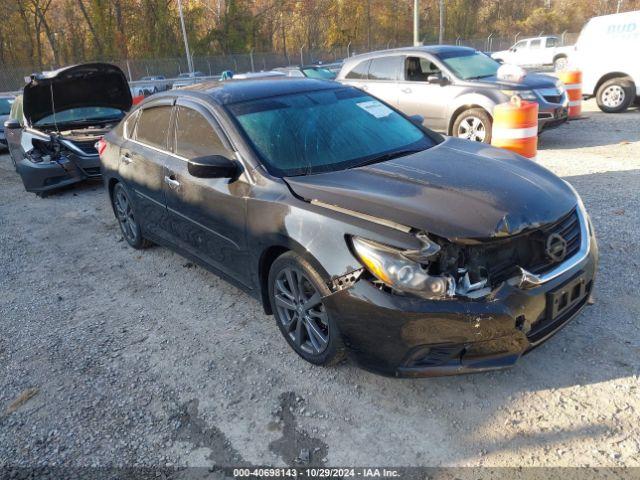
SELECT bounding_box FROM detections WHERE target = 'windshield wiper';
[466,74,494,80]
[352,148,424,168]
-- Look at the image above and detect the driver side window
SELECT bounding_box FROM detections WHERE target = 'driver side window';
[404,57,441,82]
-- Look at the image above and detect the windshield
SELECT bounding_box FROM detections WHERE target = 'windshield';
[0,98,13,115]
[35,107,125,126]
[437,50,500,80]
[228,88,436,176]
[302,67,336,80]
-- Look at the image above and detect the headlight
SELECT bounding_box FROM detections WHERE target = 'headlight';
[501,89,537,101]
[350,236,452,299]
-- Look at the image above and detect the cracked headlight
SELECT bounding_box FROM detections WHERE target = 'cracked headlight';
[501,89,537,101]
[350,236,452,299]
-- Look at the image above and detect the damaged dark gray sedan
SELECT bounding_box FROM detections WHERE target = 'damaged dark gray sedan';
[4,63,132,195]
[99,78,598,377]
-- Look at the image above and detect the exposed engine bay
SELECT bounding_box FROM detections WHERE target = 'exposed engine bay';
[23,123,115,163]
[357,208,581,301]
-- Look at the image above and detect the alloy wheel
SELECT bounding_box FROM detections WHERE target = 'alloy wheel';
[457,116,487,142]
[113,187,139,244]
[602,85,625,108]
[274,267,329,355]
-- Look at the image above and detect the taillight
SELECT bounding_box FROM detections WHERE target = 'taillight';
[96,137,107,156]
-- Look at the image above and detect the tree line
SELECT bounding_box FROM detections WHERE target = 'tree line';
[1,0,638,68]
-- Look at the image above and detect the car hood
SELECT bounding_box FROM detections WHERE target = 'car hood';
[284,137,577,241]
[473,72,559,90]
[23,63,132,125]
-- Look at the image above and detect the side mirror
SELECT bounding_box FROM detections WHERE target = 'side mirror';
[188,155,238,179]
[511,47,517,52]
[4,119,21,130]
[427,73,448,85]
[409,114,424,126]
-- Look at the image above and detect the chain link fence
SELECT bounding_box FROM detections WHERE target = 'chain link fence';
[0,33,578,94]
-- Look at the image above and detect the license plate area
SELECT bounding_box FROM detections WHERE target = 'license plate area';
[547,273,587,320]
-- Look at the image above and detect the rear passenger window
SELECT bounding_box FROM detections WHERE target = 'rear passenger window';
[345,60,371,80]
[135,106,172,150]
[174,106,229,159]
[368,56,402,81]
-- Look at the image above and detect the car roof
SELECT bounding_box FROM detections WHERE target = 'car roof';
[347,45,476,61]
[163,77,342,106]
[339,45,478,73]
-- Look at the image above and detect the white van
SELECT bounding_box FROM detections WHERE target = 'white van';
[569,10,640,112]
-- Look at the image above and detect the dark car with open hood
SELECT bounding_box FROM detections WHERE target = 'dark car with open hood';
[99,78,598,377]
[4,63,132,196]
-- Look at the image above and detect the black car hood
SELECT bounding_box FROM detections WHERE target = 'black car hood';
[474,72,559,90]
[284,137,577,241]
[23,63,132,125]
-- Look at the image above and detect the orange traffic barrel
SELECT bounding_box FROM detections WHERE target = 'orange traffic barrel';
[491,96,539,160]
[558,70,582,118]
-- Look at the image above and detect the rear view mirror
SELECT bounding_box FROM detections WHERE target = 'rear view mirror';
[188,155,238,179]
[409,114,424,126]
[427,73,448,85]
[3,119,21,130]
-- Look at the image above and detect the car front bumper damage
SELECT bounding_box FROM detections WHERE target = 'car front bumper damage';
[322,229,598,378]
[16,152,101,194]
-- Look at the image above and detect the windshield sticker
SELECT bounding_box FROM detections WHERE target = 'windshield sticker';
[356,100,392,118]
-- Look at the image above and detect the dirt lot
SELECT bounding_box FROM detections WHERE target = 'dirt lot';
[1,99,639,469]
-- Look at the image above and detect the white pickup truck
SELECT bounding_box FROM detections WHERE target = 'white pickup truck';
[492,36,573,70]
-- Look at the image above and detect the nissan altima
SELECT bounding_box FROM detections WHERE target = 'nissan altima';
[99,78,598,377]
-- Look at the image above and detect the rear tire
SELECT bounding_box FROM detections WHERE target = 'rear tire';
[268,251,345,367]
[553,56,568,72]
[452,108,492,144]
[596,78,635,113]
[110,182,152,249]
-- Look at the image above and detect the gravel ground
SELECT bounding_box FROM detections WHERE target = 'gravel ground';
[0,99,639,469]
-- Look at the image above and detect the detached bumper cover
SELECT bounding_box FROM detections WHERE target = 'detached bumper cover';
[323,231,598,378]
[16,153,101,193]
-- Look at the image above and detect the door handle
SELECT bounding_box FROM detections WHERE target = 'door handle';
[164,175,180,189]
[401,88,412,94]
[121,153,133,164]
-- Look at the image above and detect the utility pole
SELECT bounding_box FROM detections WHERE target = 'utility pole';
[413,0,421,46]
[177,0,194,75]
[439,0,444,44]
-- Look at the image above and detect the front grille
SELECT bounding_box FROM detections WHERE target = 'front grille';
[529,209,581,274]
[70,139,99,155]
[470,209,582,285]
[543,95,563,104]
[536,88,565,105]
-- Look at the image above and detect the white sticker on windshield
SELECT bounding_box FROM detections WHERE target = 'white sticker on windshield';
[356,100,392,118]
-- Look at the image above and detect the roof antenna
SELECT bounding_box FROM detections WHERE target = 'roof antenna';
[49,83,59,132]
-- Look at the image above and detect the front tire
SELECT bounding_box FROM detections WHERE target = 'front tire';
[596,78,635,113]
[453,108,492,144]
[110,182,151,249]
[268,252,344,366]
